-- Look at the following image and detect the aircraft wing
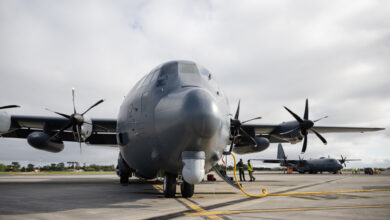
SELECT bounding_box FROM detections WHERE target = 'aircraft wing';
[310,126,384,133]
[2,115,118,146]
[242,124,384,134]
[338,159,361,163]
[251,159,299,164]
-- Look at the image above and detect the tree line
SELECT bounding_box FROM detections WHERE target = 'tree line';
[0,162,115,172]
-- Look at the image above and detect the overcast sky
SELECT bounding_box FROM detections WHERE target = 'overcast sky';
[0,0,389,168]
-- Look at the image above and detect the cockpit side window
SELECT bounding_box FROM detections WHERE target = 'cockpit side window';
[198,65,211,78]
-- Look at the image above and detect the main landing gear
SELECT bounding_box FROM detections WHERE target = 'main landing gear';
[120,173,130,184]
[163,173,195,198]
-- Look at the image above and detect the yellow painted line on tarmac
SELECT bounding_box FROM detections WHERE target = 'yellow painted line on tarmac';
[179,198,223,220]
[153,184,222,219]
[192,194,242,198]
[217,184,263,190]
[266,188,390,197]
[153,184,163,191]
[193,188,390,198]
[184,204,390,217]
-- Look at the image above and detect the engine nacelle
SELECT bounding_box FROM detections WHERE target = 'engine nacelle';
[0,111,11,134]
[27,132,64,153]
[80,117,93,140]
[278,129,304,144]
[233,137,270,155]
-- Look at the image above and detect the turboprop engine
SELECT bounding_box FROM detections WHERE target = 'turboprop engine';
[27,132,64,153]
[0,105,20,134]
[233,137,270,155]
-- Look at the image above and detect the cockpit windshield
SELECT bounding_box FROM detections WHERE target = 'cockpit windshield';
[161,62,178,76]
[179,63,199,74]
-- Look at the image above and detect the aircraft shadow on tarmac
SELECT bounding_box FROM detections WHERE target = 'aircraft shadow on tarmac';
[0,178,165,215]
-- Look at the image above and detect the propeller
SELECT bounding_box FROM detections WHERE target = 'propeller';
[227,100,262,153]
[45,88,105,153]
[340,155,348,167]
[284,99,328,153]
[298,155,305,165]
[0,105,20,110]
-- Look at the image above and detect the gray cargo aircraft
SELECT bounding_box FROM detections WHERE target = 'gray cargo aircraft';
[254,144,360,174]
[0,60,384,197]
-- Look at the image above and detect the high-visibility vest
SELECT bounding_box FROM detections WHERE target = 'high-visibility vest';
[248,162,253,171]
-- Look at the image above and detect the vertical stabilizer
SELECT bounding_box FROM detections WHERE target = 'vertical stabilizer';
[277,143,286,160]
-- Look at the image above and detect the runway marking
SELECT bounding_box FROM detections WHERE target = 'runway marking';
[184,204,390,217]
[179,198,223,220]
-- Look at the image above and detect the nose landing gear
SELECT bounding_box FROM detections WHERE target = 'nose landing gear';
[163,173,195,198]
[181,180,194,198]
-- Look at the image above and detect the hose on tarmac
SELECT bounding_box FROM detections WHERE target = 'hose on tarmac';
[231,152,268,198]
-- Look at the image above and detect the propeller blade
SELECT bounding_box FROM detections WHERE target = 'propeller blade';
[0,105,20,110]
[234,100,240,120]
[304,99,309,120]
[72,88,76,114]
[284,106,304,123]
[75,125,82,154]
[301,135,308,153]
[51,120,74,139]
[311,128,327,145]
[279,126,300,135]
[82,99,105,115]
[45,108,71,119]
[241,116,262,124]
[228,136,236,153]
[239,127,257,147]
[313,116,328,122]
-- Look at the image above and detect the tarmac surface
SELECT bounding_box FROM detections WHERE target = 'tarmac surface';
[0,172,389,220]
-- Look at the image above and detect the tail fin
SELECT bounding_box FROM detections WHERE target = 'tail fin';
[277,143,286,160]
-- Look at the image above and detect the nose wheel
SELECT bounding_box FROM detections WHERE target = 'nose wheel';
[180,180,194,198]
[163,173,177,198]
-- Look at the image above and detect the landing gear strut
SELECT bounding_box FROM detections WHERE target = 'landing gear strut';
[181,180,194,198]
[163,173,177,198]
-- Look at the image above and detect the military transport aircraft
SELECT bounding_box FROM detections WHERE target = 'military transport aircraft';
[253,144,360,174]
[0,60,384,198]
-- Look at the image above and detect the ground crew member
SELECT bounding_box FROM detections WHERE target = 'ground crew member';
[237,159,246,181]
[248,160,255,182]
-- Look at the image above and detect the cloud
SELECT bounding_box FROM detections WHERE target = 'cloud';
[0,0,389,167]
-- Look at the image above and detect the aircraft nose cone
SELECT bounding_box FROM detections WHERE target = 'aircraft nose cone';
[184,89,221,138]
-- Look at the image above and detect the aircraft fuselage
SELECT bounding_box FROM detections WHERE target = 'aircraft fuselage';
[116,61,230,179]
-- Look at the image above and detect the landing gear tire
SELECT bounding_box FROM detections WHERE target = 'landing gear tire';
[120,174,129,184]
[181,181,194,198]
[163,173,177,198]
